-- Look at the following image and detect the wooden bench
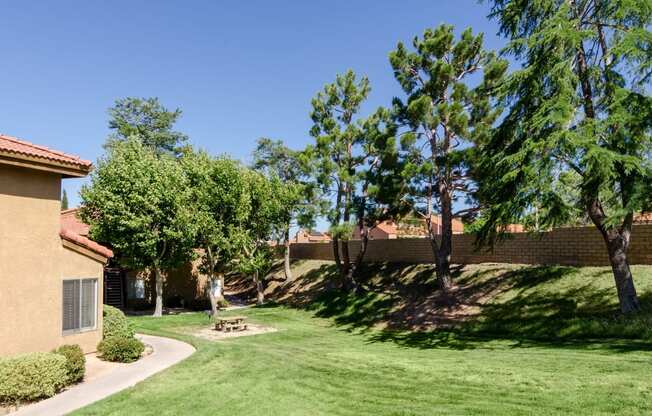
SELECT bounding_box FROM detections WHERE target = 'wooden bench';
[215,316,248,332]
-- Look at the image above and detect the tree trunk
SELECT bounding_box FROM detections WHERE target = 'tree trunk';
[283,227,293,282]
[340,179,352,280]
[428,234,452,292]
[332,237,343,274]
[253,272,264,305]
[208,281,219,318]
[205,247,223,317]
[436,185,454,292]
[217,272,225,302]
[606,237,640,314]
[587,200,641,313]
[153,266,164,317]
[341,239,351,279]
[345,227,370,291]
[435,246,452,291]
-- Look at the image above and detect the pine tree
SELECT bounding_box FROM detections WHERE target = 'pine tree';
[478,0,652,313]
[105,97,188,156]
[61,189,69,210]
[309,71,402,288]
[389,25,507,291]
[309,70,371,287]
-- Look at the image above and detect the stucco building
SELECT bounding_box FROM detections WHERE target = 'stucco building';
[0,134,112,356]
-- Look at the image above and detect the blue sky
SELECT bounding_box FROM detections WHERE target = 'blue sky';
[2,1,504,212]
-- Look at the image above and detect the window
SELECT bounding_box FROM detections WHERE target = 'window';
[63,279,97,333]
[127,278,145,300]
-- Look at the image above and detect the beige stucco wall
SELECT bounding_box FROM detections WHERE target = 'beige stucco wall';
[0,164,104,356]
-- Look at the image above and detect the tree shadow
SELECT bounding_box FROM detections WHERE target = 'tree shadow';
[294,263,652,352]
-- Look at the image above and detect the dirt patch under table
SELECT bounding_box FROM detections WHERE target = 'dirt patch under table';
[188,323,278,341]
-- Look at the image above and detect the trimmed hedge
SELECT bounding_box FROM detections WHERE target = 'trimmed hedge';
[97,337,144,363]
[103,305,135,339]
[53,344,85,384]
[0,352,68,403]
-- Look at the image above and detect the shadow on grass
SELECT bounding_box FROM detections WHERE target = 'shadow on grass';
[298,263,652,352]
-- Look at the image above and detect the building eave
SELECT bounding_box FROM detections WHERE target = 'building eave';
[0,152,91,178]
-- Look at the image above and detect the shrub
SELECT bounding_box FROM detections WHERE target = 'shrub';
[103,305,134,339]
[0,352,68,403]
[97,337,145,363]
[217,298,230,309]
[53,344,85,384]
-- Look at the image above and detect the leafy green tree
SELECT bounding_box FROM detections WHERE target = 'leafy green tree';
[80,139,196,317]
[61,189,69,210]
[389,25,507,291]
[478,0,652,313]
[235,172,287,304]
[252,138,319,282]
[105,97,188,156]
[182,150,250,315]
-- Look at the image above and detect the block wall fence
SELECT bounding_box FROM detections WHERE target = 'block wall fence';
[289,224,652,266]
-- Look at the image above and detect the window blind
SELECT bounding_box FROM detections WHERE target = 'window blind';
[62,278,97,332]
[62,280,80,331]
[81,279,96,328]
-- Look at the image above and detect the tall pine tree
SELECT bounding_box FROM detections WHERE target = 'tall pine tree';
[309,71,403,288]
[309,70,371,287]
[389,25,507,291]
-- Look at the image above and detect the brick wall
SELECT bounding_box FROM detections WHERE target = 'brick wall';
[290,224,652,266]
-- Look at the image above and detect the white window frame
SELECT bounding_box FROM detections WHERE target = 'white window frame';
[62,278,98,335]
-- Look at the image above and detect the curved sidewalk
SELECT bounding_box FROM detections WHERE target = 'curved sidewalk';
[13,334,195,416]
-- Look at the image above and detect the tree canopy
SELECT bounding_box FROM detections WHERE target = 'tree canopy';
[105,97,189,156]
[477,0,652,312]
[182,150,250,313]
[80,139,196,316]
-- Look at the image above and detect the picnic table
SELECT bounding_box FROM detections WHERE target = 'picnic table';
[215,316,248,332]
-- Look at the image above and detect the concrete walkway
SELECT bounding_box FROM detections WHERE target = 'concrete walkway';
[13,334,195,416]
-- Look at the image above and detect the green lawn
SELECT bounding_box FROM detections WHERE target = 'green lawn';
[74,264,652,415]
[74,306,652,414]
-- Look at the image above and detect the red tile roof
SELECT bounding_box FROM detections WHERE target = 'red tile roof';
[375,220,398,235]
[0,134,92,170]
[60,208,113,259]
[61,208,90,236]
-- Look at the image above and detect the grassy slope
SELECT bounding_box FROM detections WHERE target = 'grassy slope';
[74,263,652,415]
[267,261,652,341]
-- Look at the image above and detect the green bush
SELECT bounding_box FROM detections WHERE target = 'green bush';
[217,298,230,309]
[97,337,145,363]
[53,344,85,384]
[103,304,134,339]
[0,352,68,403]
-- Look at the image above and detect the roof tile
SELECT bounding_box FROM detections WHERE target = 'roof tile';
[0,134,92,169]
[60,209,113,259]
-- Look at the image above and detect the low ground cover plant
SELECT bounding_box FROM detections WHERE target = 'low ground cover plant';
[0,352,68,403]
